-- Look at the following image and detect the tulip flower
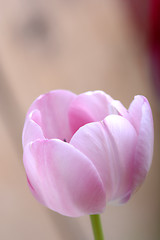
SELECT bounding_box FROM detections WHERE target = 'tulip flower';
[22,90,154,218]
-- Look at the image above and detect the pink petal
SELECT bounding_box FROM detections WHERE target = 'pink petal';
[128,95,146,133]
[133,100,154,188]
[71,121,117,201]
[26,90,76,142]
[69,91,114,134]
[103,115,137,203]
[23,139,106,217]
[22,110,44,148]
[70,115,137,203]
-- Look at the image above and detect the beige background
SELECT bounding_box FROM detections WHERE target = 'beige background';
[0,1,159,239]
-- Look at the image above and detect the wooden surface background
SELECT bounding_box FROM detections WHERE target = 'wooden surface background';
[0,1,159,239]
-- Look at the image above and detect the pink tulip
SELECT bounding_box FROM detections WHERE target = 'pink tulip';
[22,90,154,217]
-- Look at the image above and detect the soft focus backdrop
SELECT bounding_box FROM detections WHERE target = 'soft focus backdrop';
[0,1,159,239]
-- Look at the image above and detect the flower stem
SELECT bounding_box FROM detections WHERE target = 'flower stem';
[90,214,104,240]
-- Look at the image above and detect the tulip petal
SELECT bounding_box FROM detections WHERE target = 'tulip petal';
[71,120,118,201]
[69,91,114,134]
[103,116,137,203]
[70,115,137,203]
[23,139,106,217]
[26,90,76,142]
[133,100,154,188]
[128,95,146,133]
[22,110,45,148]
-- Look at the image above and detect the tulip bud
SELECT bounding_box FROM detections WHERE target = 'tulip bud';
[22,90,154,217]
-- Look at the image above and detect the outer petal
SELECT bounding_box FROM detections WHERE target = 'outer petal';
[128,95,146,133]
[22,110,45,148]
[103,116,137,203]
[69,91,114,134]
[26,90,77,142]
[133,100,154,188]
[70,115,137,204]
[23,140,106,217]
[112,95,154,183]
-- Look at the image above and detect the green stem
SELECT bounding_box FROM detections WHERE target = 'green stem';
[90,214,104,240]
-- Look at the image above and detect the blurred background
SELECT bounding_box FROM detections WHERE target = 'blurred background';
[0,0,159,239]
